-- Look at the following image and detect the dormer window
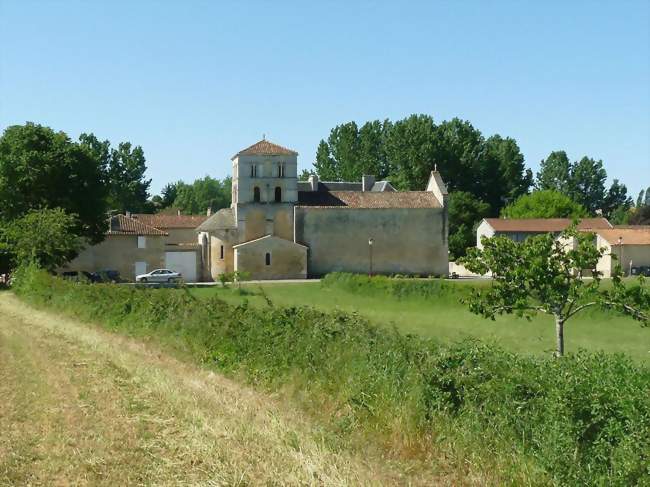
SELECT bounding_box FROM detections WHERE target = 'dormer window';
[250,164,257,178]
[277,163,285,178]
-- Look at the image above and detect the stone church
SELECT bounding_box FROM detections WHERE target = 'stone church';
[196,139,449,280]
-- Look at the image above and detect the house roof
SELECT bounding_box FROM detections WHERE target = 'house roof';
[596,228,650,245]
[297,191,442,209]
[232,234,308,249]
[107,214,168,236]
[231,139,298,160]
[482,218,612,233]
[132,213,208,229]
[196,208,237,232]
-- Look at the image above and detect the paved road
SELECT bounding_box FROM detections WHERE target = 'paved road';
[0,293,408,486]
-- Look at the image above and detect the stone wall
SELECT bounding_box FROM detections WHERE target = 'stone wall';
[62,235,166,281]
[294,207,448,277]
[234,236,307,280]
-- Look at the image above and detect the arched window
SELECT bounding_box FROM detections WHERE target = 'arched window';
[274,186,282,202]
[253,186,261,202]
[265,252,271,266]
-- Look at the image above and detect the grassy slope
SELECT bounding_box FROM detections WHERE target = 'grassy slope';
[190,281,650,363]
[0,293,440,486]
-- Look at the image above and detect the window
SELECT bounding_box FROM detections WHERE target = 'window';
[265,252,271,266]
[277,163,285,178]
[253,186,261,202]
[274,186,282,202]
[250,164,257,177]
[137,236,146,248]
[220,245,224,259]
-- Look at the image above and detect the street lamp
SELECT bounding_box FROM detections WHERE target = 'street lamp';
[618,236,624,275]
[368,238,374,277]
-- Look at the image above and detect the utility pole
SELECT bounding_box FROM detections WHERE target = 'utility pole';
[368,238,374,277]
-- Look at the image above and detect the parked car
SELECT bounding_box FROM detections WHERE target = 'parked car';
[135,269,182,283]
[62,271,100,282]
[631,266,650,277]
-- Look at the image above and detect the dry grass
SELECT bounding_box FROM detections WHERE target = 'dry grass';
[0,293,482,486]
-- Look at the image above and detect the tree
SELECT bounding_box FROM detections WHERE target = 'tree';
[172,176,231,214]
[570,156,606,213]
[314,140,338,181]
[536,151,572,193]
[0,123,108,244]
[602,179,632,220]
[160,182,181,208]
[298,169,315,181]
[460,227,648,356]
[79,133,151,213]
[448,191,490,259]
[636,189,645,208]
[501,190,588,219]
[0,208,83,270]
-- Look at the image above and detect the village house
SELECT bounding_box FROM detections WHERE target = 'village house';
[594,227,650,277]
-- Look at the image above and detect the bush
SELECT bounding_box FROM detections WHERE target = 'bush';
[13,265,650,486]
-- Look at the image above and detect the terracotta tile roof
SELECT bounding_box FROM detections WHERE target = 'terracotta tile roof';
[107,214,168,236]
[231,139,298,160]
[297,191,441,209]
[483,218,612,232]
[132,213,208,229]
[597,228,650,245]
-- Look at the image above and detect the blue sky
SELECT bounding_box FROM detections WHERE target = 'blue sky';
[1,1,648,197]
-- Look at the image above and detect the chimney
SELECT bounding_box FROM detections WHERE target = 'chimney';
[308,174,319,191]
[207,207,212,216]
[125,211,131,218]
[177,209,181,216]
[362,175,375,192]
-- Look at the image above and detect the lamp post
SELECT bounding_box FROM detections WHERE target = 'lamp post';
[617,236,624,276]
[368,238,374,277]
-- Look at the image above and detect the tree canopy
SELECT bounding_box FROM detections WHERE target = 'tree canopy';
[460,227,649,356]
[448,191,490,259]
[0,123,108,244]
[0,208,83,271]
[171,176,231,215]
[501,190,588,219]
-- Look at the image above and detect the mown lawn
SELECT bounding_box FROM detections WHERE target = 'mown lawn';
[189,279,650,363]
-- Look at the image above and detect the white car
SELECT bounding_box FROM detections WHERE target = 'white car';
[135,269,182,283]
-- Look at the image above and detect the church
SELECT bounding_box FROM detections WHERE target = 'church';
[196,139,449,280]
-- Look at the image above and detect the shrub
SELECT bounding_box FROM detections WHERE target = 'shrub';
[13,265,650,486]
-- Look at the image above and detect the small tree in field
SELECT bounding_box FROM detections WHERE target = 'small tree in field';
[460,226,648,356]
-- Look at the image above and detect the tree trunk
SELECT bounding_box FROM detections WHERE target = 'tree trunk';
[555,315,565,357]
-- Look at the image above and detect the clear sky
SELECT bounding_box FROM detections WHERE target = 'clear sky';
[1,1,648,197]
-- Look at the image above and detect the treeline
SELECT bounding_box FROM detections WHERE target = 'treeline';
[311,115,647,257]
[151,176,231,215]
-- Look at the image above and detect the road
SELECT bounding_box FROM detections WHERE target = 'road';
[0,292,415,486]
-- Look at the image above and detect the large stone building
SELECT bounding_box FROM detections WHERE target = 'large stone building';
[197,139,449,280]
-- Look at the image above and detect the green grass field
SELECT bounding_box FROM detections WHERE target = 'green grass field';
[189,279,650,363]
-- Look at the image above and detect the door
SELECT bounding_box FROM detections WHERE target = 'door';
[135,261,147,279]
[165,251,197,282]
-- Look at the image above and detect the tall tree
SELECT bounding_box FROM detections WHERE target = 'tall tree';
[0,123,108,244]
[501,190,588,219]
[570,156,606,213]
[448,191,490,259]
[327,122,361,182]
[314,140,338,181]
[79,133,151,213]
[383,114,438,190]
[636,189,645,208]
[482,135,532,212]
[160,182,180,208]
[172,176,231,214]
[536,151,572,193]
[357,119,391,179]
[602,179,632,218]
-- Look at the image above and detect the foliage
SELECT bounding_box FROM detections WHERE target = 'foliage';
[501,190,588,219]
[448,191,490,259]
[321,272,460,300]
[629,204,650,225]
[0,208,83,270]
[460,227,649,356]
[315,115,531,216]
[536,151,572,194]
[218,271,234,288]
[13,265,650,486]
[172,176,231,214]
[0,123,108,244]
[79,133,152,213]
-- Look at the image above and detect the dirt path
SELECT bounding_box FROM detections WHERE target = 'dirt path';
[0,293,427,486]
